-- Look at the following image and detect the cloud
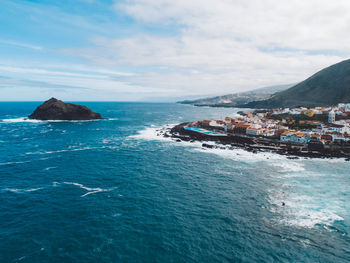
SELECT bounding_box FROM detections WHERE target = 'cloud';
[0,75,89,90]
[0,40,42,50]
[60,0,350,97]
[0,64,173,101]
[0,65,111,79]
[3,0,350,100]
[115,0,350,52]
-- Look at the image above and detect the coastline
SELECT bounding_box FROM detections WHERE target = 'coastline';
[159,122,350,160]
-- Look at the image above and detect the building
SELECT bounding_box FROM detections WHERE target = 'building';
[303,109,315,117]
[280,132,309,144]
[199,120,211,127]
[233,123,251,134]
[246,127,262,136]
[328,110,335,123]
[321,134,333,143]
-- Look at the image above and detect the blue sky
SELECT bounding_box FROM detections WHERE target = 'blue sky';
[1,0,349,101]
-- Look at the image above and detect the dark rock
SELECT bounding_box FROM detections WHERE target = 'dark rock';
[28,98,103,120]
[168,122,349,159]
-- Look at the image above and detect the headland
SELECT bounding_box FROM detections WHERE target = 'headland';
[160,104,350,159]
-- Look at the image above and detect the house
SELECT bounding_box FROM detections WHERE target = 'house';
[309,134,321,141]
[280,132,309,144]
[246,127,262,136]
[274,128,288,137]
[338,103,350,109]
[199,120,211,127]
[224,117,234,124]
[321,134,333,143]
[234,123,251,134]
[326,123,345,134]
[328,110,335,123]
[224,122,235,132]
[263,128,276,137]
[303,109,315,117]
[209,120,225,129]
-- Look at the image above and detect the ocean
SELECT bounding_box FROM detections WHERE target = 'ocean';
[0,102,349,262]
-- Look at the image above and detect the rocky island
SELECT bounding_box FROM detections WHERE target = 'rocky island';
[28,98,103,120]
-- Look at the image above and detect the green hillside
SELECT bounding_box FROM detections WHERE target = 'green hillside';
[243,59,350,108]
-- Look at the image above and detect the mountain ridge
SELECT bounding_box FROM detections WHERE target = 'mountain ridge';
[241,59,350,108]
[178,84,294,107]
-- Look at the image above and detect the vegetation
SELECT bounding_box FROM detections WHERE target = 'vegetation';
[178,84,293,107]
[242,59,350,108]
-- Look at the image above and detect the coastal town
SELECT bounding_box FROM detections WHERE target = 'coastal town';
[195,103,350,144]
[166,104,350,158]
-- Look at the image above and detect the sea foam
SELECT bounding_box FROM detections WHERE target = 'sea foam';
[63,182,118,197]
[1,117,43,123]
[1,117,115,123]
[130,124,348,230]
[2,187,43,193]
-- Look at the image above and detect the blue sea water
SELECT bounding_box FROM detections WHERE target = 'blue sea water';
[0,102,349,263]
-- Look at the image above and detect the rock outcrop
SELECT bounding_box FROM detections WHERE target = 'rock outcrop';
[28,98,103,120]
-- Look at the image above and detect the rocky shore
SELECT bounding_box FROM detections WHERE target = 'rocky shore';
[158,123,350,160]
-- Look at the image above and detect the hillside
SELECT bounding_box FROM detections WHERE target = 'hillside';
[178,84,293,107]
[242,59,350,108]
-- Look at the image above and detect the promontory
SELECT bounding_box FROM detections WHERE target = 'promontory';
[28,98,103,120]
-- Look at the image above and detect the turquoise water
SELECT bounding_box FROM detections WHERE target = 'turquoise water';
[184,126,223,135]
[0,102,349,262]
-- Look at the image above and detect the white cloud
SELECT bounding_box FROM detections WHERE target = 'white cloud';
[0,40,42,50]
[115,0,350,52]
[0,64,172,101]
[4,0,350,100]
[61,0,350,98]
[0,65,109,79]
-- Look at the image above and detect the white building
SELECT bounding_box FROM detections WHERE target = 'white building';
[322,123,349,134]
[328,110,335,123]
[246,128,262,136]
[280,133,309,144]
[338,103,350,109]
[209,120,225,128]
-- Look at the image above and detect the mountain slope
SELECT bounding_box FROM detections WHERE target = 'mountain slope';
[243,59,350,108]
[178,84,293,107]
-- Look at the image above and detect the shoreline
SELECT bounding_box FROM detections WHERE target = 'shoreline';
[158,123,350,160]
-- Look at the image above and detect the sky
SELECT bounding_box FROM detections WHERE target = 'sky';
[1,0,350,101]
